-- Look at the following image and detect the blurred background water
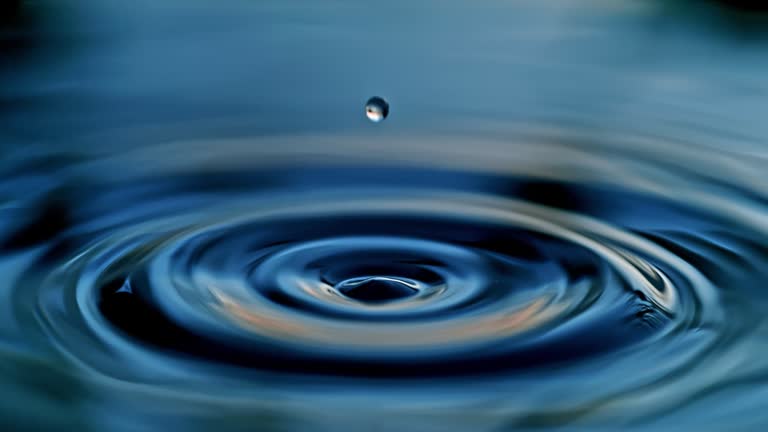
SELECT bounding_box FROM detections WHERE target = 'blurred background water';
[3,0,768,431]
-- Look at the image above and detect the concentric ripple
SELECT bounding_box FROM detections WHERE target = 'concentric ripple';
[85,194,682,376]
[3,129,768,430]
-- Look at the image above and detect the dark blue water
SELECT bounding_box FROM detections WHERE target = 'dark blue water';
[3,1,768,431]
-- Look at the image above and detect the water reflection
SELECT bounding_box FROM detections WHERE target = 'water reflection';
[2,1,768,431]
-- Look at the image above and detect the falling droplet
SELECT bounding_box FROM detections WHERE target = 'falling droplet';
[365,96,389,123]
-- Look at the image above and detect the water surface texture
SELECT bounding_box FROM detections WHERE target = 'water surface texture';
[3,1,768,431]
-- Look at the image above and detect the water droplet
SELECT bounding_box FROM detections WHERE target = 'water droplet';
[336,276,418,303]
[365,96,389,123]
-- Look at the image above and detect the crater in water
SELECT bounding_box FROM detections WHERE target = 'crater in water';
[336,276,420,303]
